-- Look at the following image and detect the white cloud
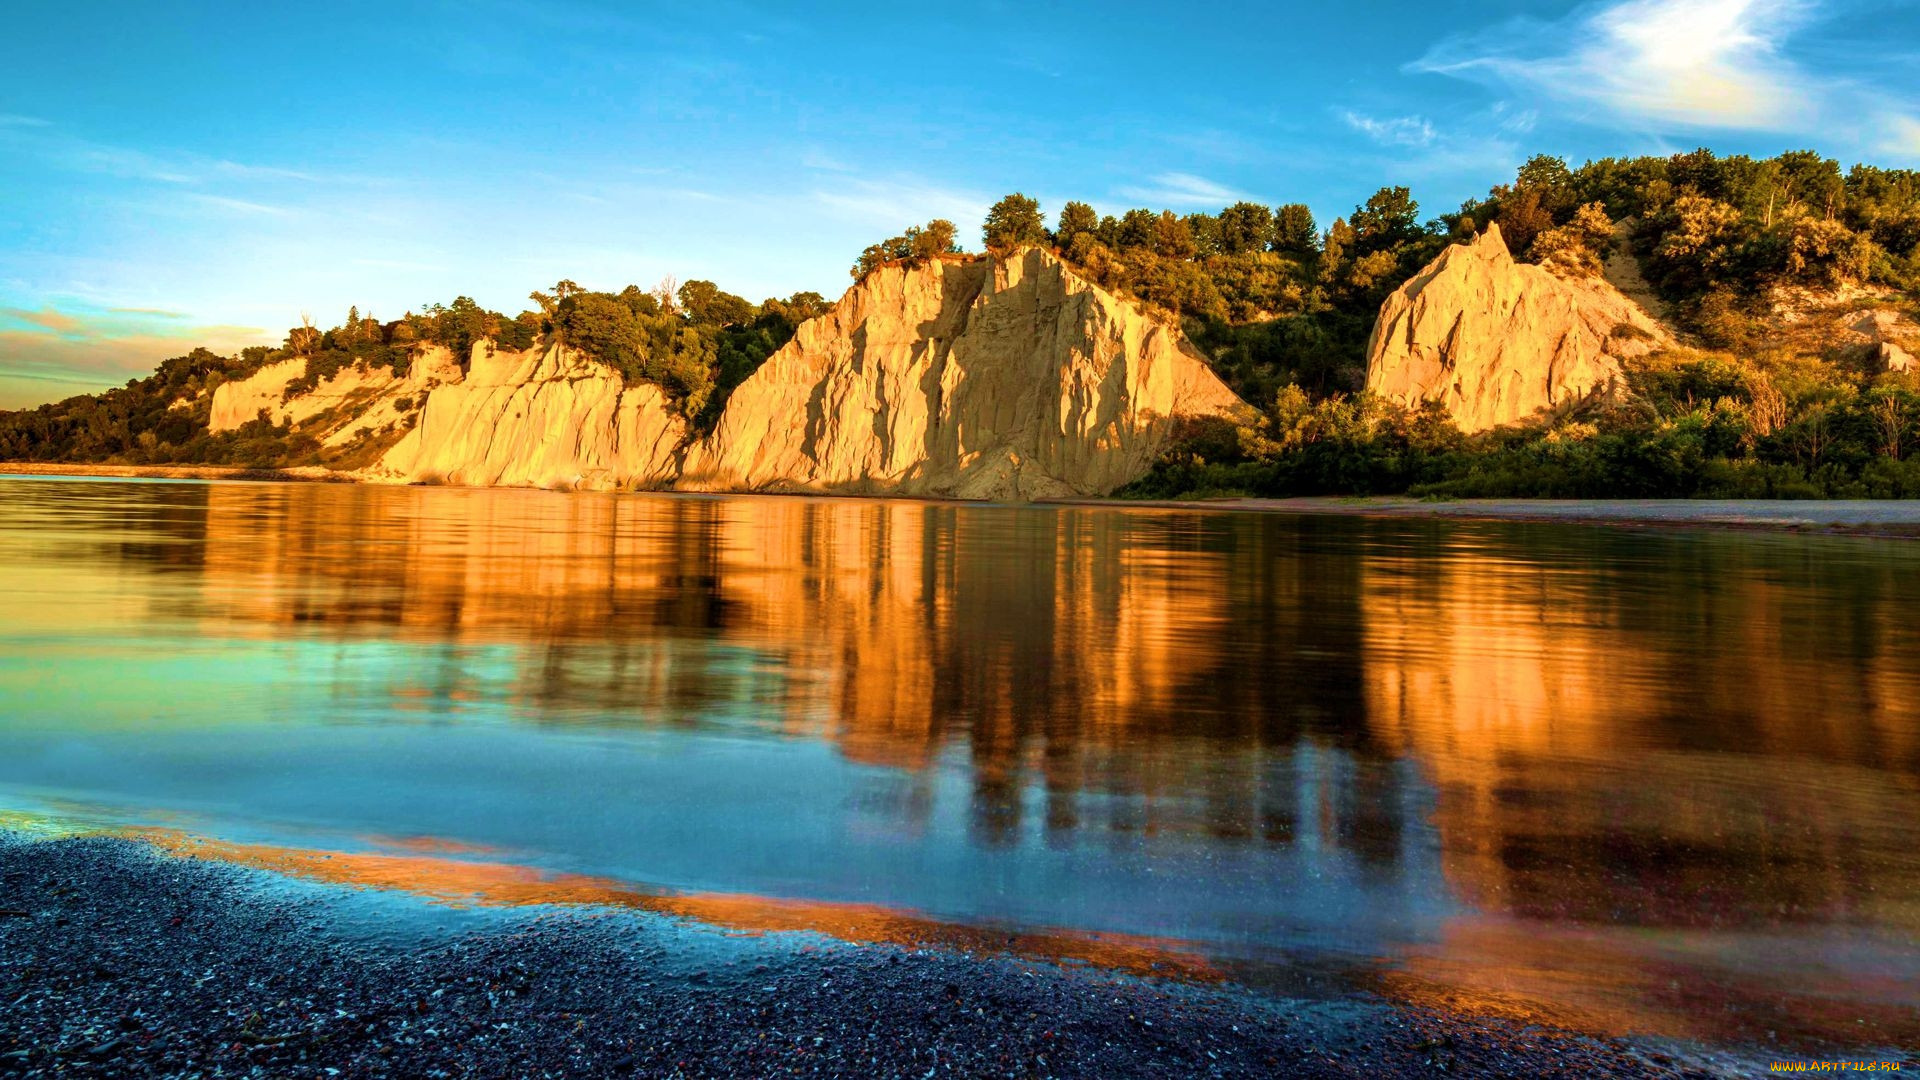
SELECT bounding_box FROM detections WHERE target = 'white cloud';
[1411,0,1818,131]
[1114,172,1250,208]
[1491,103,1539,134]
[1882,115,1920,158]
[188,194,294,217]
[1342,111,1436,147]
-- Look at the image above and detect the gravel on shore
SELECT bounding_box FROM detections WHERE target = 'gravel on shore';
[0,833,1822,1079]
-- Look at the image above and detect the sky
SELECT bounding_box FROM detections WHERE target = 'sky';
[2,0,1918,409]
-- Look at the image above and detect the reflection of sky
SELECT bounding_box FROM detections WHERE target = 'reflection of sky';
[2,476,1918,1044]
[0,568,1454,958]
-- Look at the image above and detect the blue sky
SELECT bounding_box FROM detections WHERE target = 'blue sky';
[2,0,1918,408]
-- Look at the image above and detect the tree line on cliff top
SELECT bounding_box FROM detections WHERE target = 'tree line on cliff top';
[4,147,1920,496]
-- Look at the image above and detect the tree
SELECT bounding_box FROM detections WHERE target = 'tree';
[1529,201,1615,276]
[1867,389,1910,459]
[287,313,319,357]
[678,280,755,326]
[1216,201,1274,255]
[1350,187,1422,255]
[911,218,960,258]
[1116,208,1157,250]
[1184,212,1221,258]
[1494,186,1556,255]
[619,284,661,317]
[651,276,679,315]
[1273,204,1319,255]
[1056,201,1099,251]
[1152,210,1196,259]
[1318,218,1354,283]
[983,193,1047,249]
[557,293,645,366]
[1514,154,1574,213]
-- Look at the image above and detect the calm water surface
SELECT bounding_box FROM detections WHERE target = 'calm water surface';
[1,476,1916,1045]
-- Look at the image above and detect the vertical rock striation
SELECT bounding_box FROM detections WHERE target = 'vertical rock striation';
[682,248,1248,500]
[376,344,687,490]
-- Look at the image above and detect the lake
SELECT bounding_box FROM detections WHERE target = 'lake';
[1,475,1915,1047]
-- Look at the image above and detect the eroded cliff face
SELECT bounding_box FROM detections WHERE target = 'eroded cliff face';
[223,249,1245,499]
[683,248,1248,500]
[375,343,686,490]
[209,349,463,447]
[1364,224,1668,433]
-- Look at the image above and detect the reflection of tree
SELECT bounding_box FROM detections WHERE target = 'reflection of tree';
[1361,524,1920,930]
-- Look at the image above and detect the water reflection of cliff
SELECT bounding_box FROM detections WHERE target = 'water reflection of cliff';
[1360,531,1920,925]
[159,484,1407,854]
[142,487,1920,839]
[87,480,1920,1040]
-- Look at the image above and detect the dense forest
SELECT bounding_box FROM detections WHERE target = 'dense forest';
[4,147,1919,497]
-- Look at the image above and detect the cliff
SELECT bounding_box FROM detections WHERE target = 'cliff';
[209,348,463,447]
[217,249,1245,500]
[1364,224,1668,433]
[374,343,685,490]
[683,248,1248,500]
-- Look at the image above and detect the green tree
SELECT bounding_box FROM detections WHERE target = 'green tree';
[1216,201,1275,255]
[1152,210,1197,259]
[1350,186,1423,255]
[1116,208,1157,250]
[912,218,960,257]
[982,193,1047,249]
[1056,201,1099,251]
[558,293,645,366]
[1184,212,1221,258]
[1273,204,1319,255]
[678,280,755,326]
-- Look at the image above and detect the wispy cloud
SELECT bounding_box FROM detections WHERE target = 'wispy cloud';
[188,193,294,217]
[1341,110,1437,147]
[2,307,87,335]
[810,177,987,230]
[1114,172,1251,208]
[800,147,853,172]
[1883,115,1920,157]
[0,119,365,189]
[1490,103,1539,134]
[1411,0,1818,131]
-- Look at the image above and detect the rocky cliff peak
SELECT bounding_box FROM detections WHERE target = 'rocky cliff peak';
[681,247,1248,500]
[1364,223,1668,433]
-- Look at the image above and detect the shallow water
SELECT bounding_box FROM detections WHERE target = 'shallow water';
[1,475,1916,1045]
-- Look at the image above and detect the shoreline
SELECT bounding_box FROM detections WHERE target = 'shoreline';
[0,461,347,483]
[1095,495,1920,538]
[6,463,1920,537]
[0,831,1814,1079]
